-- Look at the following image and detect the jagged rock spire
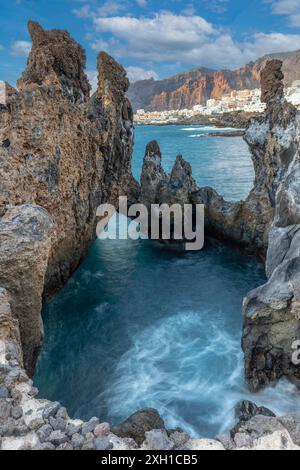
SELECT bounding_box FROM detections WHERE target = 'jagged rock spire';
[97,51,129,107]
[17,21,90,103]
[261,60,284,105]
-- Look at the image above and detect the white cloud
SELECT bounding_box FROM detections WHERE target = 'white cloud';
[203,0,229,14]
[73,0,147,18]
[97,0,127,17]
[93,12,214,50]
[243,32,300,58]
[11,41,31,57]
[88,11,300,69]
[135,0,147,6]
[271,0,300,26]
[126,66,158,82]
[73,5,92,18]
[87,70,98,92]
[181,3,196,16]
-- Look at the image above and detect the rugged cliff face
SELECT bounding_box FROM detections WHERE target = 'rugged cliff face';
[242,62,300,391]
[0,21,138,375]
[128,50,300,112]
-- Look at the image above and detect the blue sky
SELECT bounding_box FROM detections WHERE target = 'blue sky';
[1,0,300,86]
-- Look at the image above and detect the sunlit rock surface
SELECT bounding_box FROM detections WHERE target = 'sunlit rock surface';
[0,22,138,374]
[243,60,300,391]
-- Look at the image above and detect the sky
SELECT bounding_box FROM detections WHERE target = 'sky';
[0,0,300,87]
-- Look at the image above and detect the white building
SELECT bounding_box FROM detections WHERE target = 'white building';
[285,81,300,106]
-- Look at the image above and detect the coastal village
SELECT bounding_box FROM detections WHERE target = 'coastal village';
[134,81,300,124]
[2,79,300,125]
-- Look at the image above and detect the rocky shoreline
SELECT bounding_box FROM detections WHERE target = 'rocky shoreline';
[1,292,300,450]
[1,21,300,451]
[134,111,261,129]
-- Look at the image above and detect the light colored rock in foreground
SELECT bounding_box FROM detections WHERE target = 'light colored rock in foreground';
[0,290,299,450]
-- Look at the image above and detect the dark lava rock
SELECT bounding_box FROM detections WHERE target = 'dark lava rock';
[2,139,10,149]
[112,408,165,446]
[235,400,276,422]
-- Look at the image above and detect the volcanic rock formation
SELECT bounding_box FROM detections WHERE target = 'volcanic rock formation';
[242,61,300,391]
[0,21,138,375]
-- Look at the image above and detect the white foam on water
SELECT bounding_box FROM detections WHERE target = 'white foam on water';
[181,127,244,132]
[189,134,206,138]
[96,310,300,438]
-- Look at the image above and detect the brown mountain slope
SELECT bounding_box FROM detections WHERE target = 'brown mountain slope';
[128,50,300,112]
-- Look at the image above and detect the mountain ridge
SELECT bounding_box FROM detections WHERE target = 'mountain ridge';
[128,49,300,112]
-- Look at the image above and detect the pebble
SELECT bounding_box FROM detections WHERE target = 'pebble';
[82,432,95,450]
[82,417,99,435]
[95,437,113,451]
[49,416,67,432]
[66,422,82,437]
[42,402,61,420]
[71,433,85,450]
[56,407,68,420]
[34,442,56,451]
[47,430,68,446]
[0,400,12,420]
[0,387,9,399]
[57,442,73,451]
[11,406,23,420]
[37,424,53,443]
[94,422,110,437]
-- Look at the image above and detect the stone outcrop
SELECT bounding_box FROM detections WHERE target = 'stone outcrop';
[242,60,300,390]
[0,21,138,374]
[0,206,54,377]
[18,21,91,103]
[140,141,197,208]
[112,408,165,446]
[128,50,300,112]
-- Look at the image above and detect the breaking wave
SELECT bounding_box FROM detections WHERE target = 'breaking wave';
[96,311,300,438]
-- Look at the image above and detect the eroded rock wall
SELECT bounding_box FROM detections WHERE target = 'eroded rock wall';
[242,61,300,390]
[0,21,138,374]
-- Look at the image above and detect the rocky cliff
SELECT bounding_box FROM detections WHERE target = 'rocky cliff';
[0,21,138,375]
[128,50,300,112]
[242,61,300,391]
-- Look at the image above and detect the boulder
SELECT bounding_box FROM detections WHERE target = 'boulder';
[112,408,165,446]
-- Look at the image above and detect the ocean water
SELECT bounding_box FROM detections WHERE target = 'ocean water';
[132,125,254,201]
[35,126,300,438]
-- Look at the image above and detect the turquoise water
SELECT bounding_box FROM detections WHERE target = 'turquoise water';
[132,125,254,201]
[35,126,300,438]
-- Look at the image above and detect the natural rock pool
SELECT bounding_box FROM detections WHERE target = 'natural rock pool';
[35,126,300,438]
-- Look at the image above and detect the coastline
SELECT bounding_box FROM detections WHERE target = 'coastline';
[134,111,262,129]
